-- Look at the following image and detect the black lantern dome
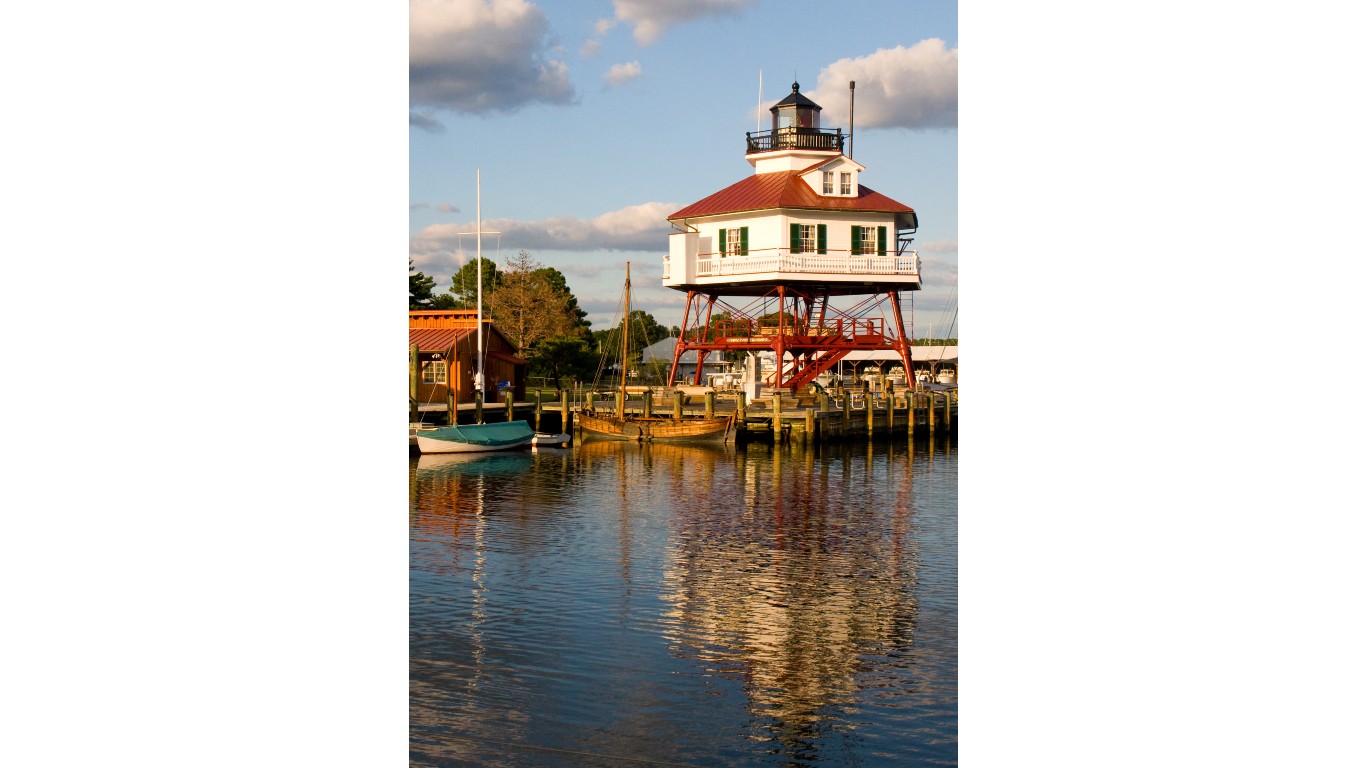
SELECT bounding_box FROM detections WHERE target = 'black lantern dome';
[770,81,822,131]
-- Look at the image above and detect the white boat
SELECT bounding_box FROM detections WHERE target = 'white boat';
[935,368,957,385]
[531,431,571,447]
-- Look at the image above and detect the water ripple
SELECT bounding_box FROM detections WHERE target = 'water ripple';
[412,439,956,766]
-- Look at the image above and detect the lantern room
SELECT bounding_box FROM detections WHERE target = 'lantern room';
[772,81,821,131]
[746,82,845,155]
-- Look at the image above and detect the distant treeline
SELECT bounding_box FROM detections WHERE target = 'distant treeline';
[912,338,958,346]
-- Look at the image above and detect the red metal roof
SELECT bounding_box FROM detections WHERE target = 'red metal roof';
[409,327,473,352]
[486,350,529,365]
[668,171,915,220]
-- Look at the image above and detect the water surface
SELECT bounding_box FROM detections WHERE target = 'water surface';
[411,437,957,766]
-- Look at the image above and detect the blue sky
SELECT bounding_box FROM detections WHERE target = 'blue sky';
[409,0,958,336]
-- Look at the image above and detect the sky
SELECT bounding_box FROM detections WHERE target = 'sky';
[409,0,959,337]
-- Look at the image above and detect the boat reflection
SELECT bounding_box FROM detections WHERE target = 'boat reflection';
[415,450,534,475]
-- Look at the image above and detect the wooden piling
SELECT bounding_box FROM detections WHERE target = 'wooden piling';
[773,393,784,442]
[673,390,684,419]
[504,389,515,422]
[560,388,571,433]
[705,391,715,419]
[409,343,419,424]
[643,388,653,418]
[805,409,815,445]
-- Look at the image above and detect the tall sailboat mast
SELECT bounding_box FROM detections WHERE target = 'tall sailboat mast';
[475,170,484,397]
[619,262,631,420]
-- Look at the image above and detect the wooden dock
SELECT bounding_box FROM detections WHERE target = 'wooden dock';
[412,387,956,448]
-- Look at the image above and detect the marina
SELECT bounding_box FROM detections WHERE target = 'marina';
[411,384,957,451]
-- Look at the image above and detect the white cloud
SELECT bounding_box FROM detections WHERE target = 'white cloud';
[594,18,616,36]
[811,39,958,130]
[580,38,602,58]
[436,202,460,213]
[611,0,757,45]
[409,0,577,119]
[409,202,679,270]
[604,61,642,87]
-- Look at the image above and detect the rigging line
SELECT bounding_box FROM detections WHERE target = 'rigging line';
[590,286,628,391]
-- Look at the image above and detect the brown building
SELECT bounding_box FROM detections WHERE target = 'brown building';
[409,310,528,412]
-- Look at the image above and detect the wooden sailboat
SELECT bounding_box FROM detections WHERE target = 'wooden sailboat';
[578,262,734,442]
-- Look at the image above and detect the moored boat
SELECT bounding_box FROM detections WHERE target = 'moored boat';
[531,431,571,447]
[579,262,734,443]
[578,410,732,442]
[414,420,536,454]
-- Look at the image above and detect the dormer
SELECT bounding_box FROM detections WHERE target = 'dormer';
[800,155,865,198]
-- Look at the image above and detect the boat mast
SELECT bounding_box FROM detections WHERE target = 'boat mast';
[475,170,485,399]
[619,262,630,420]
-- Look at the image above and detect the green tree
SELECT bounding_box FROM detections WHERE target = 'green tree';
[447,256,499,309]
[487,250,584,351]
[534,266,592,340]
[428,293,459,309]
[627,310,670,353]
[528,335,599,387]
[594,309,669,375]
[409,259,436,309]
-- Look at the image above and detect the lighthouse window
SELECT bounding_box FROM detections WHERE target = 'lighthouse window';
[799,224,816,252]
[840,172,852,195]
[720,226,748,256]
[822,171,834,194]
[852,225,886,255]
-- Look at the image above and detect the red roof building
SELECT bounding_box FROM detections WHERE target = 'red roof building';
[409,310,528,412]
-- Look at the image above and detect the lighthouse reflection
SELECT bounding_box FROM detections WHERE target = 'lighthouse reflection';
[657,441,920,757]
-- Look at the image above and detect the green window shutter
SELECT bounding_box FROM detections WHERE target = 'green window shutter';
[851,225,861,254]
[877,226,887,255]
[790,223,801,253]
[740,226,749,255]
[718,228,727,256]
[817,224,827,254]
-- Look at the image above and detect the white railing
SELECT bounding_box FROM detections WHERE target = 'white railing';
[692,248,919,278]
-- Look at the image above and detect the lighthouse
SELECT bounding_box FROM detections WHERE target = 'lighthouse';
[662,81,921,393]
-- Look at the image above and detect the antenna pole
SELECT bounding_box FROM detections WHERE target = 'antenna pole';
[848,80,855,158]
[757,70,763,132]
